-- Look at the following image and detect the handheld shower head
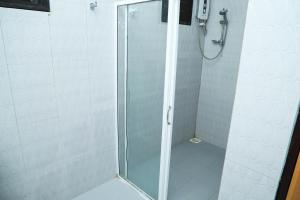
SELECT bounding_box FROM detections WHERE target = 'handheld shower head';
[219,8,228,16]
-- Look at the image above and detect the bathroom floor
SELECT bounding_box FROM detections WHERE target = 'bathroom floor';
[72,178,146,200]
[130,141,225,200]
[168,141,225,200]
[73,141,225,200]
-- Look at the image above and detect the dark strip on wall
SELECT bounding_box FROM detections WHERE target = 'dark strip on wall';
[161,0,194,26]
[276,106,300,199]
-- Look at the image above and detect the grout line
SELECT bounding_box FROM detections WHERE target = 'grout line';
[0,18,26,171]
[83,0,95,156]
[47,13,63,157]
[84,0,94,147]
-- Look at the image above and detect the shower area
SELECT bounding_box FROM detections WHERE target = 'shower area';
[117,0,249,199]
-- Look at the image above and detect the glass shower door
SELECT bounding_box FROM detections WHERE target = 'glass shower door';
[117,0,168,199]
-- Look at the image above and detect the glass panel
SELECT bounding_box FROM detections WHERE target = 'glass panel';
[117,5,127,178]
[117,1,168,199]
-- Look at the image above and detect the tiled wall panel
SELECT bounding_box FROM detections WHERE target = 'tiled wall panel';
[196,0,249,148]
[218,0,300,199]
[172,0,203,145]
[0,0,116,199]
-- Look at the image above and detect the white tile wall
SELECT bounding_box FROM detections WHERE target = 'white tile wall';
[172,0,203,145]
[0,0,117,199]
[195,0,249,148]
[1,14,52,65]
[218,0,300,199]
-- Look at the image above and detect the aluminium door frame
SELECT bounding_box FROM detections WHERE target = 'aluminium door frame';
[114,0,180,199]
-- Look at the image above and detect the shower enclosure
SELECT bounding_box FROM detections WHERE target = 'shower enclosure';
[117,1,167,198]
[116,0,246,199]
[116,0,179,199]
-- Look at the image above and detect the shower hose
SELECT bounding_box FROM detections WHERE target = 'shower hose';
[197,21,228,60]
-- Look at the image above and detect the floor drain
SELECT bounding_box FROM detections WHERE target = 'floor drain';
[189,137,202,144]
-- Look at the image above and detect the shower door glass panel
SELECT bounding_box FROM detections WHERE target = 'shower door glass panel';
[118,5,127,179]
[117,1,168,199]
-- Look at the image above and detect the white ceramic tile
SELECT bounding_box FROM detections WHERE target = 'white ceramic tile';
[0,146,25,179]
[226,112,296,180]
[90,108,116,151]
[8,63,53,90]
[0,1,117,200]
[49,1,87,62]
[61,148,117,199]
[4,167,42,200]
[22,138,61,170]
[0,65,13,107]
[0,185,11,200]
[0,105,17,129]
[0,125,19,153]
[219,0,300,199]
[219,161,277,200]
[18,117,60,145]
[60,125,92,158]
[12,84,58,124]
[57,93,90,121]
[53,60,90,96]
[8,64,57,124]
[0,24,7,67]
[30,165,66,200]
[1,14,51,65]
[86,1,115,61]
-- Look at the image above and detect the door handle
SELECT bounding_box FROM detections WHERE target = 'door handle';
[167,106,172,125]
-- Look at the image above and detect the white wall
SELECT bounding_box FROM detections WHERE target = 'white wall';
[0,0,117,199]
[196,0,249,148]
[218,0,300,199]
[172,0,203,145]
